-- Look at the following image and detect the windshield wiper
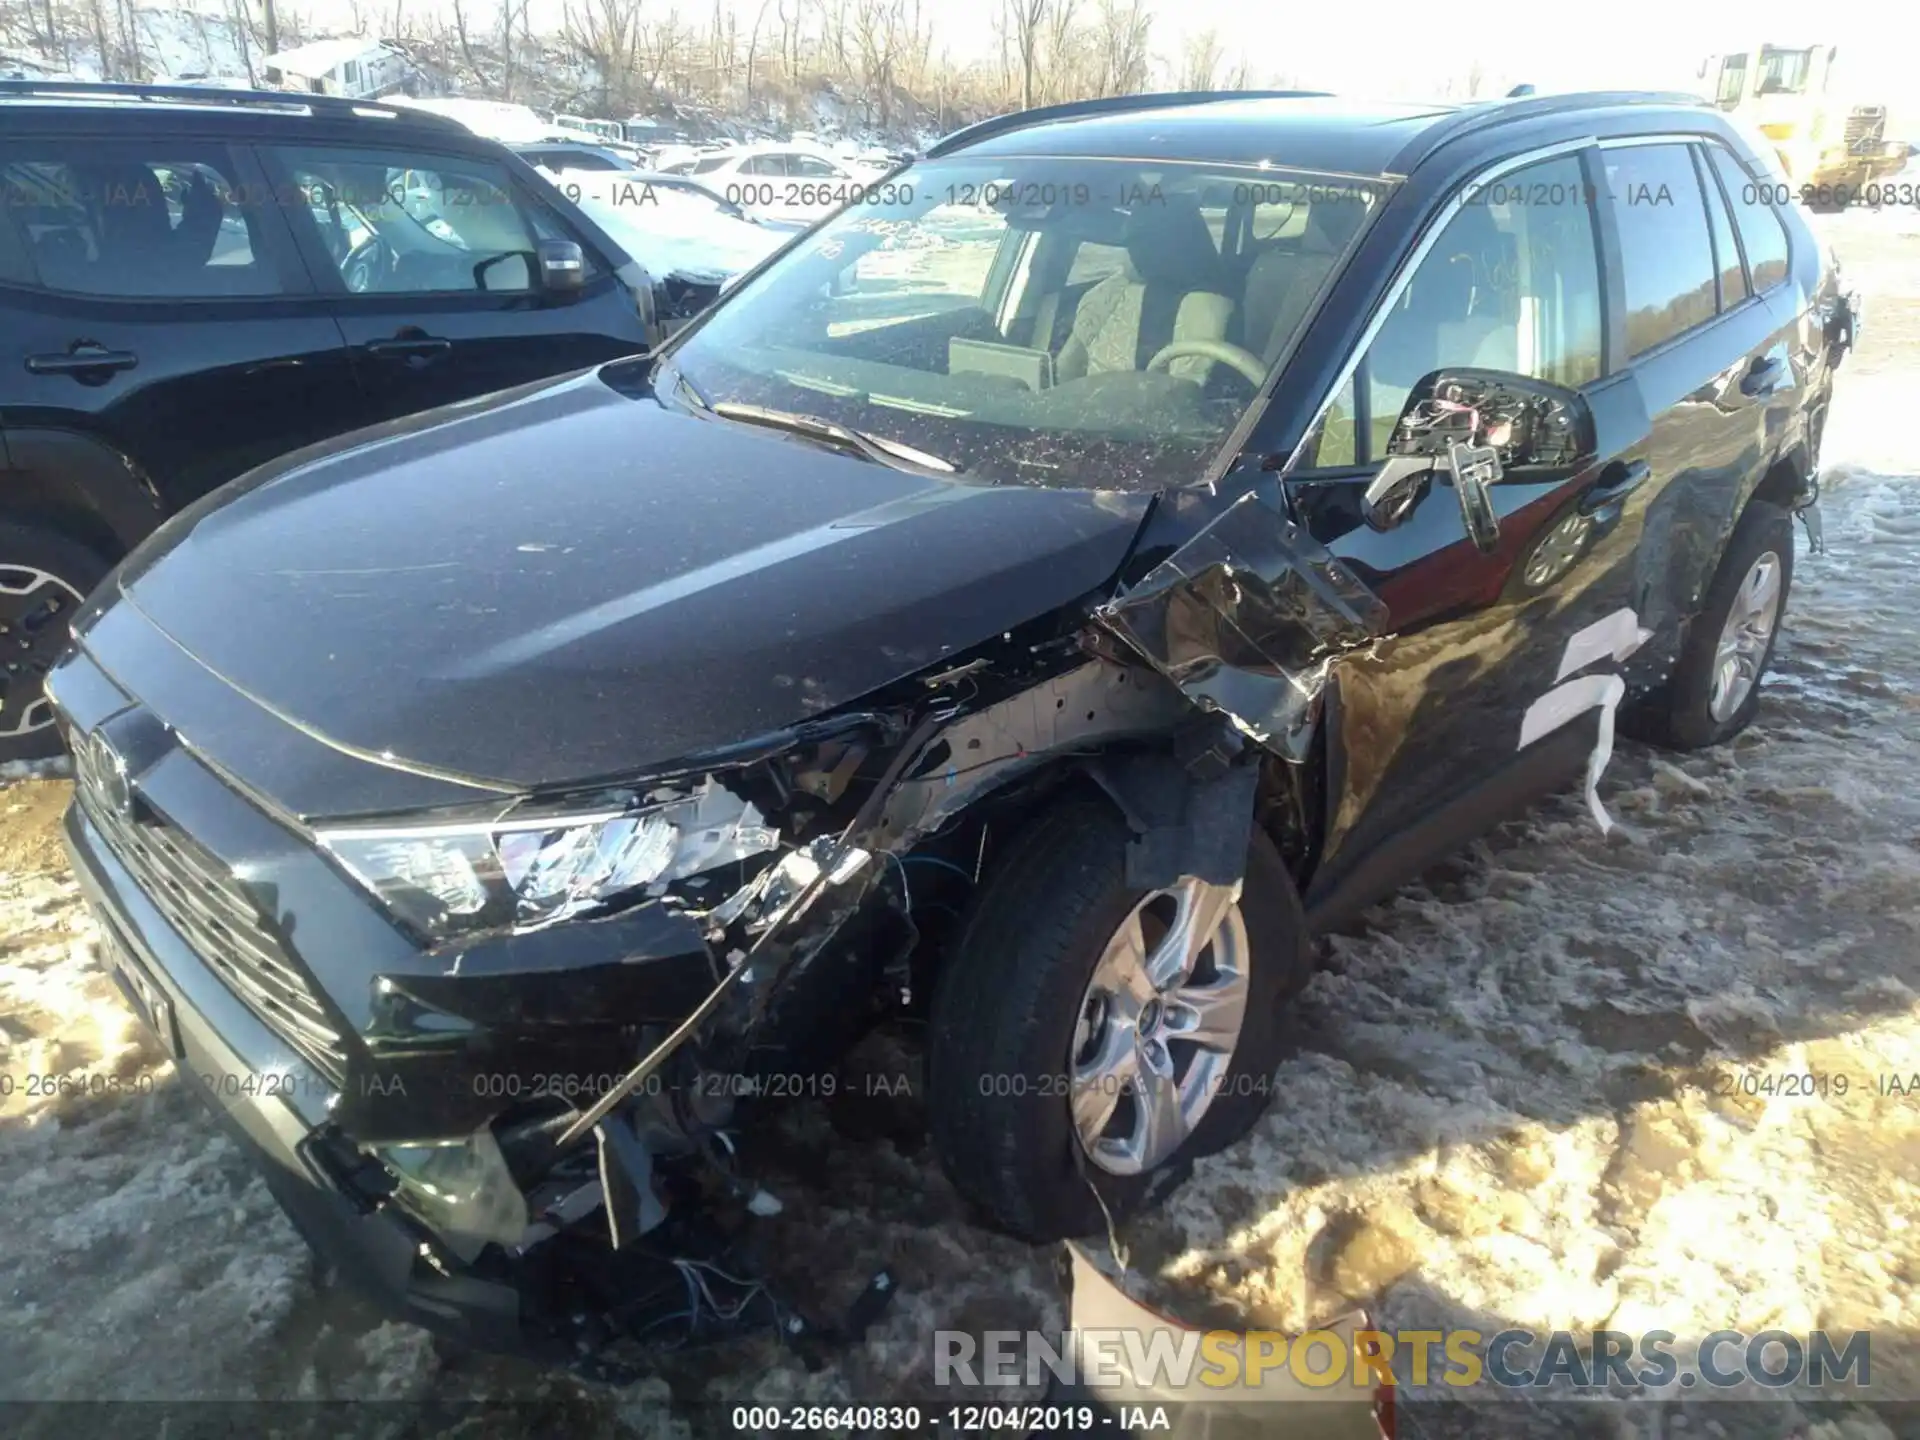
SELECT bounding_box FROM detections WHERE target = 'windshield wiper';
[707,401,960,478]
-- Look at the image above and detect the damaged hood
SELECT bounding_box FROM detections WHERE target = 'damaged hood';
[107,368,1152,793]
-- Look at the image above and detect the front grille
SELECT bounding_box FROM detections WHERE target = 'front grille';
[1845,107,1886,154]
[76,756,349,1083]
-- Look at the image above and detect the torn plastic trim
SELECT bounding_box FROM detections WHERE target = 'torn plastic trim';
[1096,489,1390,762]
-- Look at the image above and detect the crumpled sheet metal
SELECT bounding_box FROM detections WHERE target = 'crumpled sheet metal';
[1098,492,1390,760]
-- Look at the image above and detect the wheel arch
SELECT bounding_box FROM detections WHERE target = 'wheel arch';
[0,427,168,562]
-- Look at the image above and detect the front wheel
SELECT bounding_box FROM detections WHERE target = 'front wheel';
[927,796,1313,1241]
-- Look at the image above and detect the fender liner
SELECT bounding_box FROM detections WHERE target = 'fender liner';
[1083,721,1262,892]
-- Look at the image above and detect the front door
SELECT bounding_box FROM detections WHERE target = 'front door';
[257,142,646,424]
[1279,148,1661,920]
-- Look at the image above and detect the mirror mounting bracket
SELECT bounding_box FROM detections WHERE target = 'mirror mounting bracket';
[1447,441,1504,552]
[1361,454,1436,531]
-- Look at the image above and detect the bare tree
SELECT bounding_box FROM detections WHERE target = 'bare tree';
[563,0,642,109]
[1178,27,1221,91]
[637,9,686,94]
[1003,0,1045,109]
[1090,0,1150,98]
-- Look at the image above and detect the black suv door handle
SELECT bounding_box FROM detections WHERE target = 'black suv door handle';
[365,336,452,361]
[1580,459,1651,517]
[26,345,138,378]
[1740,355,1784,397]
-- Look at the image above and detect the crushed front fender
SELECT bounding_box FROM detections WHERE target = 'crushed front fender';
[1096,489,1390,760]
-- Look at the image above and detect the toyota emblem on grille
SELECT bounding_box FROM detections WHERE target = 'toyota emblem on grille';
[80,726,134,819]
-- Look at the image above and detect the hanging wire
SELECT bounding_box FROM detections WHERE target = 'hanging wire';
[899,854,976,884]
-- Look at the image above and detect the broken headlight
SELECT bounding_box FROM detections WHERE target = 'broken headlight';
[316,777,780,940]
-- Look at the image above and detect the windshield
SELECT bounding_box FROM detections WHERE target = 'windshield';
[663,156,1387,489]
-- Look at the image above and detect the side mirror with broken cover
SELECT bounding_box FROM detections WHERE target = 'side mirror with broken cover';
[1366,368,1596,553]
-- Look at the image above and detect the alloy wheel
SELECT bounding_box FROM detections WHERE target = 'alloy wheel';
[0,565,86,738]
[1069,877,1250,1176]
[1707,550,1784,723]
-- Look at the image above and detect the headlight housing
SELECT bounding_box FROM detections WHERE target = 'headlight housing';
[316,777,779,940]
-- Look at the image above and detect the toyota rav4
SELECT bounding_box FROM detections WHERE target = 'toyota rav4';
[50,88,1852,1370]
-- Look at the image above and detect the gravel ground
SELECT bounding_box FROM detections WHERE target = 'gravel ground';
[2,206,1916,1439]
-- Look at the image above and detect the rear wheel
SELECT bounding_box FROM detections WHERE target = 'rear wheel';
[1632,501,1793,751]
[0,522,111,761]
[927,797,1313,1241]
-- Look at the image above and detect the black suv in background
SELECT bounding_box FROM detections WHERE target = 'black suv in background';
[0,81,668,758]
[53,88,1853,1370]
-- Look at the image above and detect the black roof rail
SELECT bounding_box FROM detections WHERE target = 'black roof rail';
[1391,88,1715,170]
[925,89,1336,158]
[0,78,468,130]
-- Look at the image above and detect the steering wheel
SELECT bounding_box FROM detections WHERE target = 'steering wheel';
[1144,339,1268,388]
[343,236,392,294]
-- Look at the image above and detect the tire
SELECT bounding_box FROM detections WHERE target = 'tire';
[1633,500,1794,751]
[0,522,112,762]
[927,795,1314,1241]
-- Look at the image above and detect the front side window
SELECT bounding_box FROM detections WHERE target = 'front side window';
[1705,144,1791,293]
[1603,143,1717,358]
[0,143,284,297]
[665,158,1386,489]
[1348,153,1602,462]
[269,146,538,294]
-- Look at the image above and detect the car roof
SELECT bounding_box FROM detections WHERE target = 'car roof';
[0,79,493,146]
[929,90,1718,178]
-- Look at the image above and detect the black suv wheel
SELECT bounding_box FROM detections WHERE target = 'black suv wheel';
[1632,500,1794,750]
[927,798,1314,1241]
[0,522,110,761]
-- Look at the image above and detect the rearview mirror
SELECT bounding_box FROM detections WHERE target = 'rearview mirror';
[1368,369,1595,553]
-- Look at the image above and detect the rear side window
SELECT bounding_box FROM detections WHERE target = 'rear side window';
[1705,145,1791,293]
[0,143,284,298]
[1696,147,1750,308]
[1602,143,1717,358]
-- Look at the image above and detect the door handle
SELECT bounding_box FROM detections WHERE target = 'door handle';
[1580,458,1651,517]
[1740,355,1784,397]
[26,345,138,378]
[365,336,452,361]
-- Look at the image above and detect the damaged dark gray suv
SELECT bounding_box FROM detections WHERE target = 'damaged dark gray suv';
[51,87,1853,1368]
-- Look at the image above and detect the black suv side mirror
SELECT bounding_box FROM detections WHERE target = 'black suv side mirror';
[537,239,588,294]
[1367,368,1595,552]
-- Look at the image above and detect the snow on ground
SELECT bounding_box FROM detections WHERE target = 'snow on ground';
[1,208,1916,1438]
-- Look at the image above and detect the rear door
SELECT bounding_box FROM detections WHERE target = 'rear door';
[0,134,359,514]
[1592,138,1798,681]
[256,140,649,423]
[1278,147,1659,917]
